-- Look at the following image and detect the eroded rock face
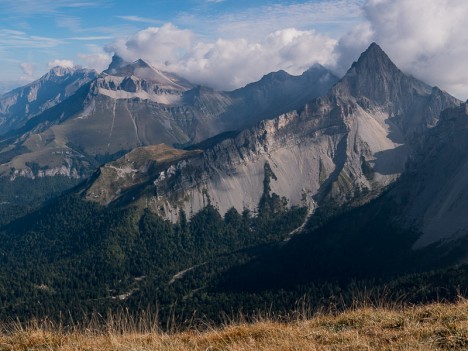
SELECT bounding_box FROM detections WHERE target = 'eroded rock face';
[83,44,460,222]
[139,99,403,220]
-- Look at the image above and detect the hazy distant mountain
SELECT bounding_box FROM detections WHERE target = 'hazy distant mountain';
[0,56,337,183]
[0,67,97,135]
[85,43,458,221]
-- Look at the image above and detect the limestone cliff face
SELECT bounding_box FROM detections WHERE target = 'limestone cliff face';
[84,44,460,222]
[137,96,405,220]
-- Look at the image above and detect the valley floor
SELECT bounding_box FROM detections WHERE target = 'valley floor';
[1,299,466,350]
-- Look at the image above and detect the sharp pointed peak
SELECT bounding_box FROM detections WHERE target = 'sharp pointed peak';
[351,42,398,72]
[362,42,389,58]
[132,58,152,68]
[367,42,382,51]
[333,42,435,105]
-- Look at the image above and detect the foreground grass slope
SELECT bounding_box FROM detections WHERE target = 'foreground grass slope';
[1,300,466,351]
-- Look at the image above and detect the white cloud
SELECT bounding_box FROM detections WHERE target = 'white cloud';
[48,59,75,69]
[78,45,112,72]
[69,36,113,41]
[56,15,82,32]
[107,24,336,91]
[116,16,162,25]
[107,24,193,65]
[0,29,62,48]
[335,0,468,99]
[0,0,107,15]
[19,62,37,81]
[177,28,336,90]
[178,0,364,40]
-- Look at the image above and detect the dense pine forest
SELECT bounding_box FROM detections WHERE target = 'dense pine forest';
[0,166,465,329]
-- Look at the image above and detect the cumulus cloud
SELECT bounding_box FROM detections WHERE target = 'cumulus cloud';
[78,44,112,72]
[19,62,36,81]
[48,59,75,69]
[107,24,336,91]
[107,24,193,65]
[80,0,468,99]
[336,0,468,99]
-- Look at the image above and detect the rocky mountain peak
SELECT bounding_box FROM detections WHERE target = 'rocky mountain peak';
[133,58,151,69]
[48,66,75,77]
[104,54,128,74]
[0,66,97,134]
[259,70,290,82]
[332,42,442,112]
[351,42,399,75]
[102,58,193,91]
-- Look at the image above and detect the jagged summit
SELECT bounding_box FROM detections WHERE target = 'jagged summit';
[351,42,399,73]
[133,58,152,69]
[329,42,460,130]
[47,66,79,77]
[102,57,193,91]
[337,42,410,102]
[104,54,128,74]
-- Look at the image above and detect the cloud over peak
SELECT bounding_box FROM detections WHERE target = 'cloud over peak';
[336,0,468,99]
[48,59,75,69]
[106,24,336,91]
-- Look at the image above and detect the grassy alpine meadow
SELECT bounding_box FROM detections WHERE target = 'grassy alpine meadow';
[0,299,466,351]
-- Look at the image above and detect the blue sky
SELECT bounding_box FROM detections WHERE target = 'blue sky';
[0,0,363,87]
[1,0,468,99]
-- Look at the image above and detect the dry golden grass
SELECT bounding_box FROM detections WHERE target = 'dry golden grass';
[0,299,467,351]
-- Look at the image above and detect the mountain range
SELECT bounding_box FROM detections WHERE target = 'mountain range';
[84,43,459,227]
[0,42,466,322]
[0,55,337,182]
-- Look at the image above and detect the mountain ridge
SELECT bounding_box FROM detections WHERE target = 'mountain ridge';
[82,43,460,226]
[0,59,337,188]
[0,42,466,325]
[0,66,97,135]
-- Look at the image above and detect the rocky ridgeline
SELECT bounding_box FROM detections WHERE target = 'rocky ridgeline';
[86,44,459,224]
[0,57,336,181]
